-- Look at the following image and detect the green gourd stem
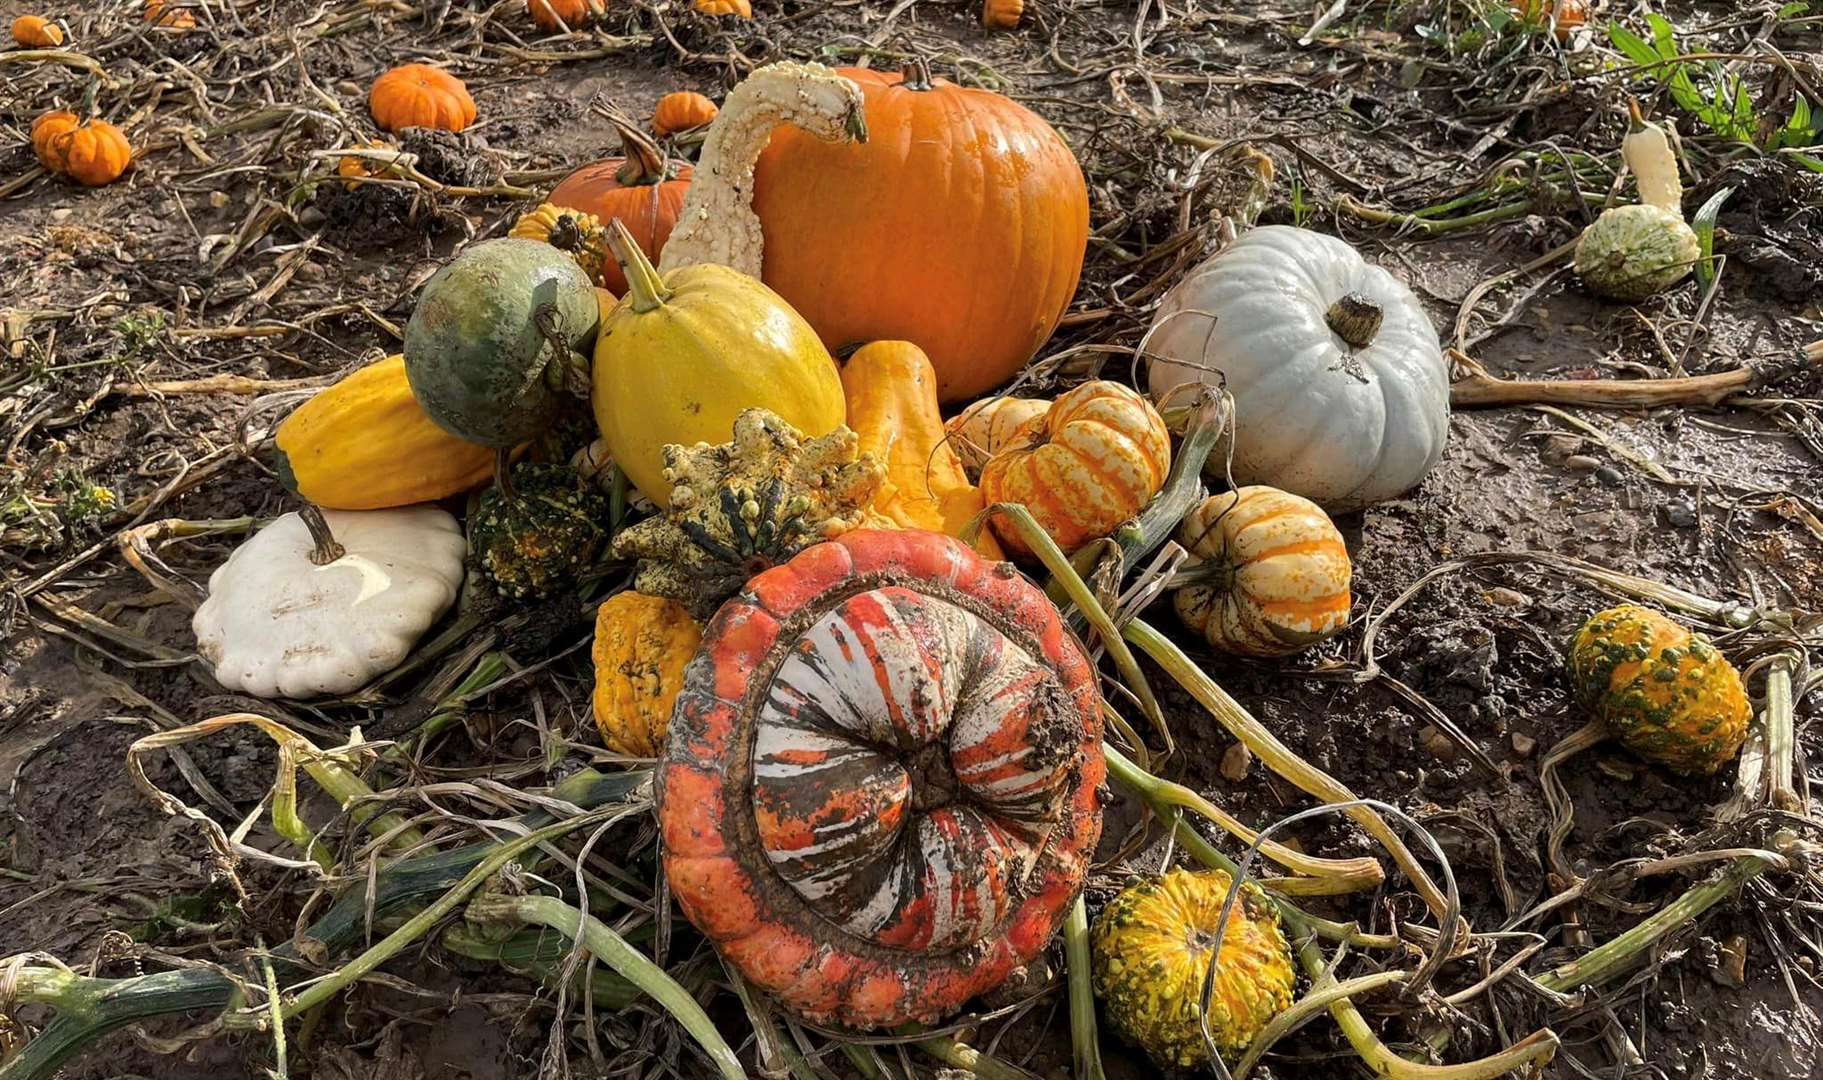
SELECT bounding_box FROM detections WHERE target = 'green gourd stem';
[604,217,669,314]
[438,923,644,1009]
[1535,848,1786,994]
[262,814,605,1024]
[1123,618,1452,922]
[1335,194,1541,236]
[983,503,1168,754]
[912,1032,1036,1080]
[386,650,511,762]
[1763,654,1801,811]
[1102,743,1386,895]
[839,1043,887,1080]
[1064,896,1107,1080]
[1050,384,1228,609]
[1232,969,1409,1080]
[465,894,745,1080]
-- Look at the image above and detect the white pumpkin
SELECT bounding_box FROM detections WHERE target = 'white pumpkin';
[193,506,466,699]
[1146,225,1450,512]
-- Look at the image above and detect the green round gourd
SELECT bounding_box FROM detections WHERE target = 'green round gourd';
[470,463,608,600]
[1573,204,1699,302]
[403,238,600,448]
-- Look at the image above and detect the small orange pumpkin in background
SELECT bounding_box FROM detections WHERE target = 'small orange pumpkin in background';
[337,140,400,190]
[1509,0,1587,40]
[142,0,196,29]
[545,122,691,295]
[981,0,1022,29]
[31,111,79,171]
[651,91,717,136]
[692,0,750,15]
[369,63,476,134]
[527,0,603,32]
[12,15,65,46]
[980,380,1171,557]
[51,120,132,187]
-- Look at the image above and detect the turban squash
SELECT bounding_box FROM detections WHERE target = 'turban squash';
[657,528,1105,1027]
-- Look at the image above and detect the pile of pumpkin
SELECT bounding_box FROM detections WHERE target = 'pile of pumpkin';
[184,57,1744,1069]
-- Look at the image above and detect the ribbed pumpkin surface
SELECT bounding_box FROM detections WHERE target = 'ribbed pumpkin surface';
[657,528,1104,1028]
[1091,868,1296,1068]
[1173,486,1352,657]
[1568,604,1749,775]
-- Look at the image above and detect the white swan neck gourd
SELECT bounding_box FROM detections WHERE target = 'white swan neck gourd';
[1621,98,1683,214]
[657,61,866,276]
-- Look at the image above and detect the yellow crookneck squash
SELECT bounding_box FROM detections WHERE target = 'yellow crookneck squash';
[273,355,497,510]
[1092,867,1296,1068]
[591,220,844,508]
[592,591,702,757]
[1568,604,1750,775]
[840,341,1002,559]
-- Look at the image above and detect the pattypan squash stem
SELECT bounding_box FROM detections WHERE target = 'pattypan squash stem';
[604,218,671,314]
[464,893,746,1080]
[1123,618,1453,923]
[296,503,344,565]
[1063,896,1107,1080]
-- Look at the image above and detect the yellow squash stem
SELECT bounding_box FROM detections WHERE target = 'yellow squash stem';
[1104,743,1386,895]
[1124,618,1452,922]
[606,217,671,313]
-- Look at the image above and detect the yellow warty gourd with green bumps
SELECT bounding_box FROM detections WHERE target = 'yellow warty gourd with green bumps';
[1091,868,1296,1068]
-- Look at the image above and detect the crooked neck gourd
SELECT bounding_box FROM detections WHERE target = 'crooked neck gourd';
[1574,100,1698,302]
[657,61,867,276]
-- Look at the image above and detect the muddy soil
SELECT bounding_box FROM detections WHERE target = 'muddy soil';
[3,2,1821,1078]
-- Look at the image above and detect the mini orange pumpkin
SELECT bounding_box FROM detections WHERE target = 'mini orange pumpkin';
[692,0,750,15]
[527,0,603,32]
[981,0,1022,29]
[369,63,476,134]
[652,91,717,136]
[1509,0,1587,40]
[944,395,1049,476]
[31,111,79,171]
[12,15,65,46]
[142,0,196,29]
[980,381,1171,557]
[51,120,132,187]
[336,139,401,190]
[545,122,691,295]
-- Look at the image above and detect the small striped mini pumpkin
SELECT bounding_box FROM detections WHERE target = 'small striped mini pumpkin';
[657,528,1104,1028]
[1173,486,1352,657]
[979,381,1170,557]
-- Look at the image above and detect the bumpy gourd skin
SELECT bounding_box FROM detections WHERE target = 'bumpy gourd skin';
[1091,868,1296,1068]
[1569,604,1750,775]
[591,591,701,757]
[1574,205,1699,302]
[470,463,607,600]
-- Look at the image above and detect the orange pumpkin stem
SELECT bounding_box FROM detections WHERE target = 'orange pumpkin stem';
[604,217,670,313]
[898,57,935,92]
[612,120,668,187]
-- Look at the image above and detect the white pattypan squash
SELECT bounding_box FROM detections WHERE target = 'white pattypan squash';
[193,506,466,699]
[1146,225,1450,513]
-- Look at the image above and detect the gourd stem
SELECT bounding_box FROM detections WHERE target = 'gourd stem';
[493,448,518,499]
[612,119,667,186]
[1539,719,1608,887]
[604,217,670,314]
[899,56,934,91]
[1762,654,1802,811]
[464,894,746,1080]
[1324,293,1383,350]
[1063,896,1107,1080]
[297,503,344,565]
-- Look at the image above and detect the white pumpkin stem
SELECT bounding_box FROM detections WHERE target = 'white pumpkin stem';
[298,503,345,565]
[1324,293,1383,350]
[605,217,671,313]
[1622,98,1684,216]
[656,61,868,277]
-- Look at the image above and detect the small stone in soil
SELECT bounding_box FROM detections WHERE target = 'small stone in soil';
[1220,741,1252,782]
[1418,726,1457,762]
[1564,454,1602,472]
[1483,586,1530,608]
[1595,465,1624,484]
[1665,499,1698,527]
[1510,731,1537,757]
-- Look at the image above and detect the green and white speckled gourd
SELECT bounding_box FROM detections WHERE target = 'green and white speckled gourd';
[657,62,866,276]
[1574,101,1700,301]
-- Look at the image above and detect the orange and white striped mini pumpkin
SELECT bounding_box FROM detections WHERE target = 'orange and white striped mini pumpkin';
[943,395,1048,476]
[656,528,1104,1028]
[979,381,1170,557]
[1173,486,1352,657]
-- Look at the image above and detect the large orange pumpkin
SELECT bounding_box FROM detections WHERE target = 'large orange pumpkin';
[546,123,691,296]
[980,381,1171,557]
[368,64,476,134]
[31,111,79,172]
[658,528,1104,1028]
[750,62,1089,403]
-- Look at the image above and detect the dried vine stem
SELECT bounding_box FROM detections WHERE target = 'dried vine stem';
[1450,351,1754,408]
